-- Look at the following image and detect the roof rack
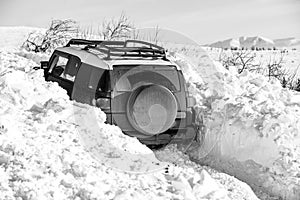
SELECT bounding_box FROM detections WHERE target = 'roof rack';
[66,39,125,47]
[65,39,167,59]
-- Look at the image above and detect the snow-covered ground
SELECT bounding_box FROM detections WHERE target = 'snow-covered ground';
[1,26,300,200]
[0,50,259,200]
[204,47,300,78]
[173,49,300,200]
[0,27,45,50]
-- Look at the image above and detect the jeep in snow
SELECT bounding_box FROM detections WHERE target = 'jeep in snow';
[40,39,198,146]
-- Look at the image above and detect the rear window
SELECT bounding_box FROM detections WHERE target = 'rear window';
[49,52,80,82]
[112,65,180,92]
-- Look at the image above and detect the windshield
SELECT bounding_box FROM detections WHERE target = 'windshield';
[112,65,180,92]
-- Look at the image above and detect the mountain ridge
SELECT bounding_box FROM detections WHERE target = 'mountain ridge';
[208,36,300,49]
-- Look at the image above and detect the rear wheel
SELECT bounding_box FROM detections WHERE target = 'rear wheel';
[126,84,178,137]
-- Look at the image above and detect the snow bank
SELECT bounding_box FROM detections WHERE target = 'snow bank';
[0,49,259,200]
[172,50,300,200]
[0,27,45,51]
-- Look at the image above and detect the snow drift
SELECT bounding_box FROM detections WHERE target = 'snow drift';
[172,49,300,200]
[1,26,300,199]
[0,49,259,200]
[0,27,45,50]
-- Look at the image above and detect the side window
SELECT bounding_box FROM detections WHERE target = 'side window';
[49,55,68,77]
[49,53,80,82]
[64,56,80,82]
[88,68,111,92]
[97,70,111,92]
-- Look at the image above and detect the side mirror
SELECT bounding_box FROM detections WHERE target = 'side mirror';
[40,61,49,69]
[33,61,49,70]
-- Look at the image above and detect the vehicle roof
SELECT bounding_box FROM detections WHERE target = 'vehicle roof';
[56,46,181,70]
[56,47,110,69]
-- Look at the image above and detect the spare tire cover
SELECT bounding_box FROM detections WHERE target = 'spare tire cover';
[127,84,177,136]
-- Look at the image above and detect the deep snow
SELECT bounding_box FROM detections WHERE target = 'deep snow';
[172,49,300,200]
[1,27,300,200]
[0,49,260,200]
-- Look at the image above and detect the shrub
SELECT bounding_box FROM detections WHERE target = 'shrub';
[22,19,78,53]
[101,13,133,40]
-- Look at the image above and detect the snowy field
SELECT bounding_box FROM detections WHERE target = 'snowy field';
[205,47,300,79]
[173,49,300,199]
[0,26,300,200]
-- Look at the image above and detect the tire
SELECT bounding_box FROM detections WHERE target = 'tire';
[126,84,177,136]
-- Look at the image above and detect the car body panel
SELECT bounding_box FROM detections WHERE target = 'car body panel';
[56,47,110,70]
[43,40,196,145]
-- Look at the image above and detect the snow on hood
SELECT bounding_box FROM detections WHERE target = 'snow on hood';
[172,50,300,200]
[0,49,260,200]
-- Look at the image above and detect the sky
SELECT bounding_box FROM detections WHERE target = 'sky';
[0,0,299,44]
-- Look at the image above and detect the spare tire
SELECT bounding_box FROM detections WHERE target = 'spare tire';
[127,84,177,136]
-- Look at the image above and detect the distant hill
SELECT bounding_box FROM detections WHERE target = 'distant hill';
[274,37,300,48]
[208,36,300,49]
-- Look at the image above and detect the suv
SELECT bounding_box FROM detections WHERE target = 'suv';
[40,39,197,146]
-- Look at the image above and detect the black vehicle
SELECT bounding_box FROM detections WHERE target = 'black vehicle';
[40,39,198,146]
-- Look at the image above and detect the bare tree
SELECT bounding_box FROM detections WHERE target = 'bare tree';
[281,64,300,90]
[138,26,161,44]
[101,13,133,40]
[219,49,261,74]
[22,19,78,53]
[131,29,140,40]
[151,25,160,45]
[265,52,285,81]
[294,78,300,92]
[81,25,95,40]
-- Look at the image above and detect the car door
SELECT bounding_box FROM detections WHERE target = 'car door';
[46,52,80,97]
